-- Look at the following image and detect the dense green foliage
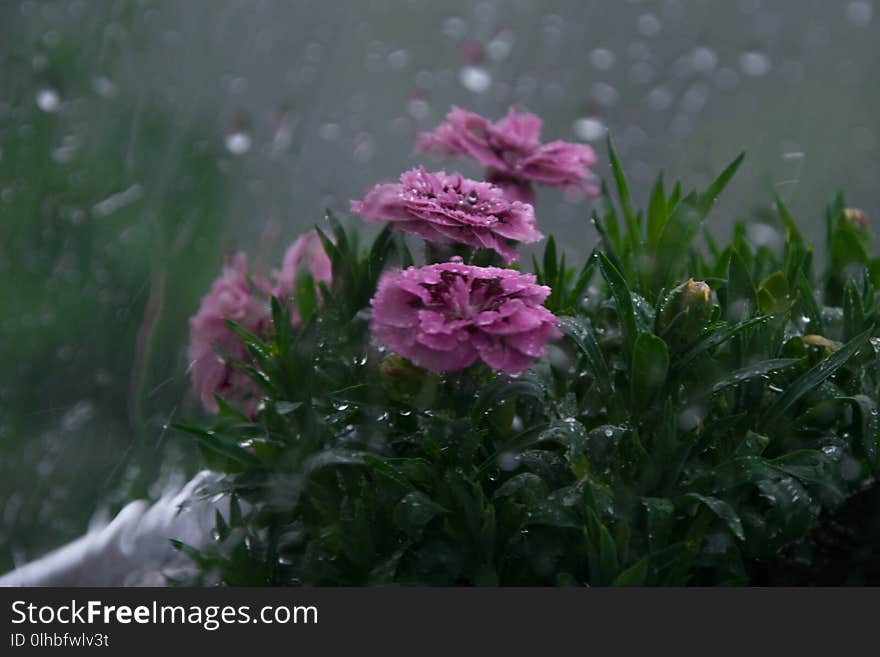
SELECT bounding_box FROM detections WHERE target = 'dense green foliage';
[177,143,879,586]
[1,12,224,568]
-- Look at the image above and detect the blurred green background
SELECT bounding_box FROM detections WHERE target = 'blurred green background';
[1,0,877,573]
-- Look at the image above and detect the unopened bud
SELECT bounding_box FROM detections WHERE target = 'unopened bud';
[656,279,713,350]
[843,207,872,252]
[380,354,430,404]
[843,207,869,228]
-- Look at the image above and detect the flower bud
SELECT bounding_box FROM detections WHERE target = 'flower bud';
[843,207,872,252]
[656,279,713,351]
[380,354,435,405]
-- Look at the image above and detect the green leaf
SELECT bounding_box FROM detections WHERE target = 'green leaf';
[646,173,667,248]
[557,316,611,392]
[673,315,770,374]
[597,251,638,361]
[685,493,745,541]
[631,333,669,403]
[613,557,649,586]
[756,271,790,315]
[295,271,318,326]
[734,431,769,458]
[364,455,416,491]
[543,235,558,291]
[710,358,801,395]
[775,193,804,249]
[843,279,866,341]
[725,249,756,322]
[836,395,879,470]
[765,328,872,424]
[591,210,626,277]
[607,135,640,249]
[393,492,448,536]
[769,450,841,492]
[653,192,701,290]
[698,152,745,215]
[584,508,619,586]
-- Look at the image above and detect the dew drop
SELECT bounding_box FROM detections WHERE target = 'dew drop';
[846,1,873,27]
[459,65,491,93]
[738,51,771,77]
[573,116,606,142]
[589,48,616,71]
[637,13,662,37]
[224,130,252,155]
[35,87,60,113]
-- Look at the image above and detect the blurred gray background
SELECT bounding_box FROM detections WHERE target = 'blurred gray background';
[0,0,877,571]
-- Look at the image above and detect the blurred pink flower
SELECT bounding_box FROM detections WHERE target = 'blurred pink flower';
[350,167,541,263]
[188,253,272,415]
[370,262,561,374]
[416,106,598,202]
[272,230,333,326]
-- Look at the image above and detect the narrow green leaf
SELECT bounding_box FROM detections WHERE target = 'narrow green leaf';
[646,173,667,248]
[725,249,756,322]
[698,152,745,215]
[607,135,640,248]
[613,557,649,586]
[685,493,745,541]
[765,328,872,423]
[597,251,639,361]
[836,395,879,470]
[557,316,611,390]
[631,333,669,403]
[673,315,769,374]
[710,358,801,395]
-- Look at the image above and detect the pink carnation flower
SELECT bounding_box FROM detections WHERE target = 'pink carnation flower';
[188,252,272,415]
[416,106,598,203]
[272,230,333,326]
[350,168,541,264]
[370,262,561,375]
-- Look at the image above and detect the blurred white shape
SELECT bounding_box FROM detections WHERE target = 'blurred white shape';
[52,135,80,164]
[224,130,252,155]
[846,1,874,26]
[35,87,60,113]
[681,83,709,113]
[91,184,143,218]
[747,222,783,251]
[591,81,619,106]
[406,97,431,120]
[573,117,606,142]
[353,132,374,163]
[589,48,616,71]
[637,13,662,37]
[716,67,740,89]
[630,61,655,84]
[738,51,771,77]
[487,29,514,62]
[459,65,491,93]
[691,46,718,72]
[647,86,673,111]
[92,75,117,98]
[0,472,223,586]
[442,16,466,38]
[387,49,409,69]
[228,76,248,95]
[318,122,341,141]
